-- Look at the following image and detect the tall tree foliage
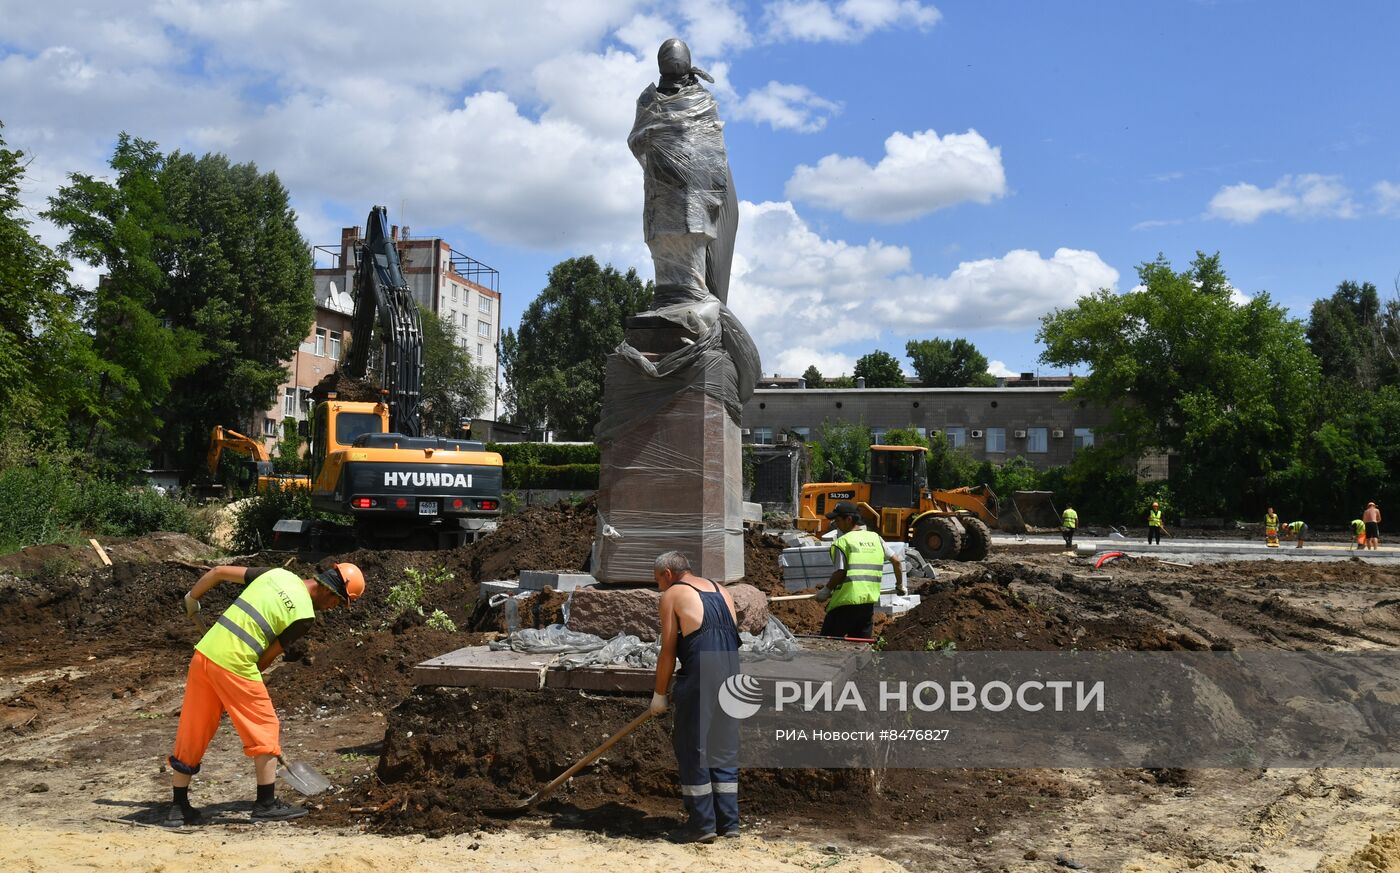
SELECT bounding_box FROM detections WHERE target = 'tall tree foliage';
[47,136,314,472]
[852,349,905,387]
[905,337,997,386]
[44,134,206,469]
[500,257,651,439]
[0,124,99,440]
[1306,280,1400,390]
[419,308,491,436]
[1038,252,1319,515]
[801,364,825,388]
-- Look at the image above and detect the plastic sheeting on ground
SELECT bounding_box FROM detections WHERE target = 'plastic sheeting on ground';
[488,615,801,669]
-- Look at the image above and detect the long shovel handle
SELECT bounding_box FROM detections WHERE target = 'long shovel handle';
[769,593,817,602]
[529,708,656,806]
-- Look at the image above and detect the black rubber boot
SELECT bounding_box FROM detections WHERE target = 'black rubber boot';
[251,797,307,821]
[667,824,717,844]
[163,803,204,827]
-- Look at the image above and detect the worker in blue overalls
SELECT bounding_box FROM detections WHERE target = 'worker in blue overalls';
[650,549,741,844]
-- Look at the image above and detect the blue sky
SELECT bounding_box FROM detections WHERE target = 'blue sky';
[3,1,1398,384]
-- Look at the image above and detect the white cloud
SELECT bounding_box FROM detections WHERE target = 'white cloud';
[728,200,1116,373]
[764,0,941,42]
[986,360,1017,378]
[785,128,1007,222]
[1132,218,1183,231]
[770,347,858,378]
[1206,174,1358,223]
[730,81,841,133]
[1376,181,1400,216]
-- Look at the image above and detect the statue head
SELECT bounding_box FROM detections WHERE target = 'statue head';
[656,38,713,88]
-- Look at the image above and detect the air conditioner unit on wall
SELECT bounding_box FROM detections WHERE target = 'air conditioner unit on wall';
[971,429,984,438]
[1052,429,1065,438]
[1014,429,1027,438]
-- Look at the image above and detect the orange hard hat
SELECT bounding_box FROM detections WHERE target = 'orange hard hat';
[317,562,366,604]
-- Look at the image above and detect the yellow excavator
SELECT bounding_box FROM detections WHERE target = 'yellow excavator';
[206,426,309,494]
[796,445,997,561]
[277,206,503,549]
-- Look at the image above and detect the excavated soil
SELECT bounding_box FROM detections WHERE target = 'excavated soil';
[5,519,1400,871]
[310,370,381,402]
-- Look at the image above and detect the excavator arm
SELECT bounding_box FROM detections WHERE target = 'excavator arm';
[208,425,273,478]
[343,206,424,437]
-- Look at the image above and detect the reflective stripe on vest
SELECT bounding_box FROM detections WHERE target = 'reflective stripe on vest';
[213,597,276,657]
[1149,510,1162,527]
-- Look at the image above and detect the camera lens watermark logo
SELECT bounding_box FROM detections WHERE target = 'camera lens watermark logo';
[717,674,764,719]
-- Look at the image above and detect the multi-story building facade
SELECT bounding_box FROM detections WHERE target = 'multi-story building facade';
[251,282,355,453]
[313,224,503,417]
[741,385,1114,470]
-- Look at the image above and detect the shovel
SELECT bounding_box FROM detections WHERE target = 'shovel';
[492,708,655,815]
[278,755,333,796]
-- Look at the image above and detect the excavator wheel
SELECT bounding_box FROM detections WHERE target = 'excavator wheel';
[957,516,993,561]
[911,516,964,562]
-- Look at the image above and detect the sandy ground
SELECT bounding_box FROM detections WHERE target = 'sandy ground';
[5,534,1400,871]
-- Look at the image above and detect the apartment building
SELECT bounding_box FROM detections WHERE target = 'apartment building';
[251,282,354,452]
[313,224,503,417]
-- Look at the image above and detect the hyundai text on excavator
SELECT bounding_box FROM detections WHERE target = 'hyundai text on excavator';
[796,445,997,561]
[278,206,503,549]
[205,425,309,495]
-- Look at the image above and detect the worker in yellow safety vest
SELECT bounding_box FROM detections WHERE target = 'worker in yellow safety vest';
[1265,508,1279,547]
[1147,502,1164,545]
[1060,504,1078,550]
[815,502,904,639]
[1286,520,1307,549]
[1351,518,1367,549]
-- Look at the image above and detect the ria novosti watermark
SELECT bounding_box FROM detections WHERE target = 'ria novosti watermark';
[689,651,1400,769]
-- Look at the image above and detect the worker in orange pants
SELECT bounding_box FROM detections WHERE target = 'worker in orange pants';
[166,562,365,826]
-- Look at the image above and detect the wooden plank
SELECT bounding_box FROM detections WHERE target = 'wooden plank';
[88,538,112,567]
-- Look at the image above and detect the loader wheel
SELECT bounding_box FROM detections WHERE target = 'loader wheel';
[912,516,963,562]
[957,517,993,562]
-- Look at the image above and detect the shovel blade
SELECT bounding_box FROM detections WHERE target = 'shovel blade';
[280,760,332,796]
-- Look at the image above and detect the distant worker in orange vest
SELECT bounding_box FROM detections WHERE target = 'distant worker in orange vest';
[1363,502,1383,550]
[166,562,365,826]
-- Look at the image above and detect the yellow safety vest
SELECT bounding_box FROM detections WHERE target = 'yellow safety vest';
[1062,509,1078,529]
[1148,509,1162,527]
[1352,519,1366,536]
[828,529,885,611]
[1265,513,1278,530]
[195,569,314,682]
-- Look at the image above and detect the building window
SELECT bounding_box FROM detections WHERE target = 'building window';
[461,312,469,328]
[262,418,278,437]
[314,327,327,356]
[1027,427,1048,453]
[478,320,490,338]
[751,427,774,445]
[479,296,492,314]
[283,387,296,416]
[944,426,966,448]
[985,427,1006,453]
[328,331,341,360]
[915,427,927,438]
[476,342,484,359]
[871,427,887,445]
[789,426,810,441]
[299,388,313,416]
[452,284,458,301]
[1074,428,1095,450]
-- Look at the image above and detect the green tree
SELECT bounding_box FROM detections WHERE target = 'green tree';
[882,426,929,449]
[808,419,872,482]
[500,257,652,439]
[1306,280,1400,390]
[905,337,996,387]
[0,124,99,441]
[852,350,904,387]
[1038,252,1319,516]
[801,364,825,388]
[419,307,491,436]
[926,431,979,489]
[44,133,206,471]
[272,417,305,475]
[153,151,315,468]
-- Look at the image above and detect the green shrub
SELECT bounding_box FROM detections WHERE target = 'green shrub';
[426,609,458,632]
[229,486,320,554]
[487,442,599,466]
[502,463,599,490]
[0,463,82,552]
[388,567,453,621]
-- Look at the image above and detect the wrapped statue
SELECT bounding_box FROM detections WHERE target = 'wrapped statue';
[596,38,759,441]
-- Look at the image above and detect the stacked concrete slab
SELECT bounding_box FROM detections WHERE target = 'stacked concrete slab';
[779,543,906,593]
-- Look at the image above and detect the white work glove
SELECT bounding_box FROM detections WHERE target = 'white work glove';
[183,592,201,619]
[649,692,668,715]
[814,587,831,603]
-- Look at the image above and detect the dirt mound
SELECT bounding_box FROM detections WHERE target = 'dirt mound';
[741,531,787,594]
[454,498,596,583]
[322,685,1079,842]
[0,532,214,578]
[884,578,1203,652]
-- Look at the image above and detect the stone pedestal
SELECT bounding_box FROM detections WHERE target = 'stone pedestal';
[594,331,745,584]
